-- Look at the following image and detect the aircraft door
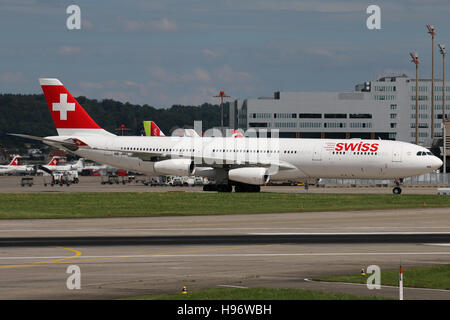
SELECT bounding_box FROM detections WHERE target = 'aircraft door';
[392,145,403,162]
[312,144,322,161]
[103,140,113,157]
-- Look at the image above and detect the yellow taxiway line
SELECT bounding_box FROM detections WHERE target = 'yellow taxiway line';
[0,244,276,269]
[0,247,82,269]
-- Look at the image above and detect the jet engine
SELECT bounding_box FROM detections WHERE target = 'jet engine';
[228,167,270,185]
[154,159,195,176]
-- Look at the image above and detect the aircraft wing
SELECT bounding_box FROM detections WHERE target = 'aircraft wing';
[37,165,53,175]
[11,134,297,171]
[85,145,297,171]
[86,145,172,161]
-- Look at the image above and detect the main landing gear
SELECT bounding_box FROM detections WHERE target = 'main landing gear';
[217,184,233,193]
[234,184,260,193]
[202,183,261,193]
[203,184,232,192]
[392,179,403,194]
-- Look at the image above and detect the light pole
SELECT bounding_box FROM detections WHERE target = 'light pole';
[439,43,446,173]
[115,124,130,136]
[427,25,436,139]
[410,52,420,144]
[213,91,231,133]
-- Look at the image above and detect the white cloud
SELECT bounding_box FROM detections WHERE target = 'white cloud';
[282,1,365,13]
[0,72,24,83]
[147,65,258,104]
[244,0,365,13]
[194,68,211,82]
[122,17,177,32]
[153,17,177,32]
[81,19,94,30]
[75,65,258,106]
[149,67,211,83]
[261,40,352,66]
[202,49,221,59]
[304,48,350,63]
[175,86,219,106]
[213,65,254,84]
[79,81,105,90]
[59,46,82,55]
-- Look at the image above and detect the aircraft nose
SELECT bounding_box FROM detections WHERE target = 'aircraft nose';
[431,156,443,170]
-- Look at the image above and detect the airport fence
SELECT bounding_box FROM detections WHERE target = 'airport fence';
[319,173,450,186]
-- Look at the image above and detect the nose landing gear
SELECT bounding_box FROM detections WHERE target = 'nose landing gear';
[392,179,403,194]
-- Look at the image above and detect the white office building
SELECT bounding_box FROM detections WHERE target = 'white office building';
[229,74,450,146]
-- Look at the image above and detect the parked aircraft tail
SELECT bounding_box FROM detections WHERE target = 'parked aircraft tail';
[9,155,22,166]
[47,156,60,166]
[143,121,165,137]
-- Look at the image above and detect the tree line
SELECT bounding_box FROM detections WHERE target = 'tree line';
[0,94,229,151]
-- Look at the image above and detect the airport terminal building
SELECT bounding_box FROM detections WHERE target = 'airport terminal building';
[229,75,450,146]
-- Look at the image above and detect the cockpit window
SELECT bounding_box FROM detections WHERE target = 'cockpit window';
[416,151,433,156]
[427,152,433,155]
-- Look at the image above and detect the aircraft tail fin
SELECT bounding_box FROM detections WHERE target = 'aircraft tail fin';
[143,121,165,137]
[47,156,60,166]
[39,78,115,136]
[9,156,22,166]
[73,158,84,169]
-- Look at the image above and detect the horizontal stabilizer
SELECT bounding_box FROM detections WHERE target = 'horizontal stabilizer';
[8,134,89,151]
[8,133,77,146]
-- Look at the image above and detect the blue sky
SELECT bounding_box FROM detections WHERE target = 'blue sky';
[1,0,450,107]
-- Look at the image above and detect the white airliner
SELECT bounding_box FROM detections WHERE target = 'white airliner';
[39,156,84,173]
[37,156,60,173]
[36,156,59,174]
[0,155,75,175]
[10,78,443,194]
[0,156,34,175]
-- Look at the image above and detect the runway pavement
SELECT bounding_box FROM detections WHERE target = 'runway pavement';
[0,208,449,300]
[1,233,450,247]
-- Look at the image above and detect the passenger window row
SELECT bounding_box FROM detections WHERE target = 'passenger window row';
[212,149,281,153]
[120,147,302,155]
[332,151,378,156]
[120,147,194,152]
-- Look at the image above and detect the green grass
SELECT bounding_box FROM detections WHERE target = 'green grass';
[315,264,450,290]
[0,192,449,219]
[125,287,391,300]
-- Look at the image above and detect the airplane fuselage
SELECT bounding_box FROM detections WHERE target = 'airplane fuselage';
[44,135,441,181]
[0,165,33,175]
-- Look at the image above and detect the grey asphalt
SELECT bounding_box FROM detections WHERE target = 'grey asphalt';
[1,233,450,247]
[0,208,449,300]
